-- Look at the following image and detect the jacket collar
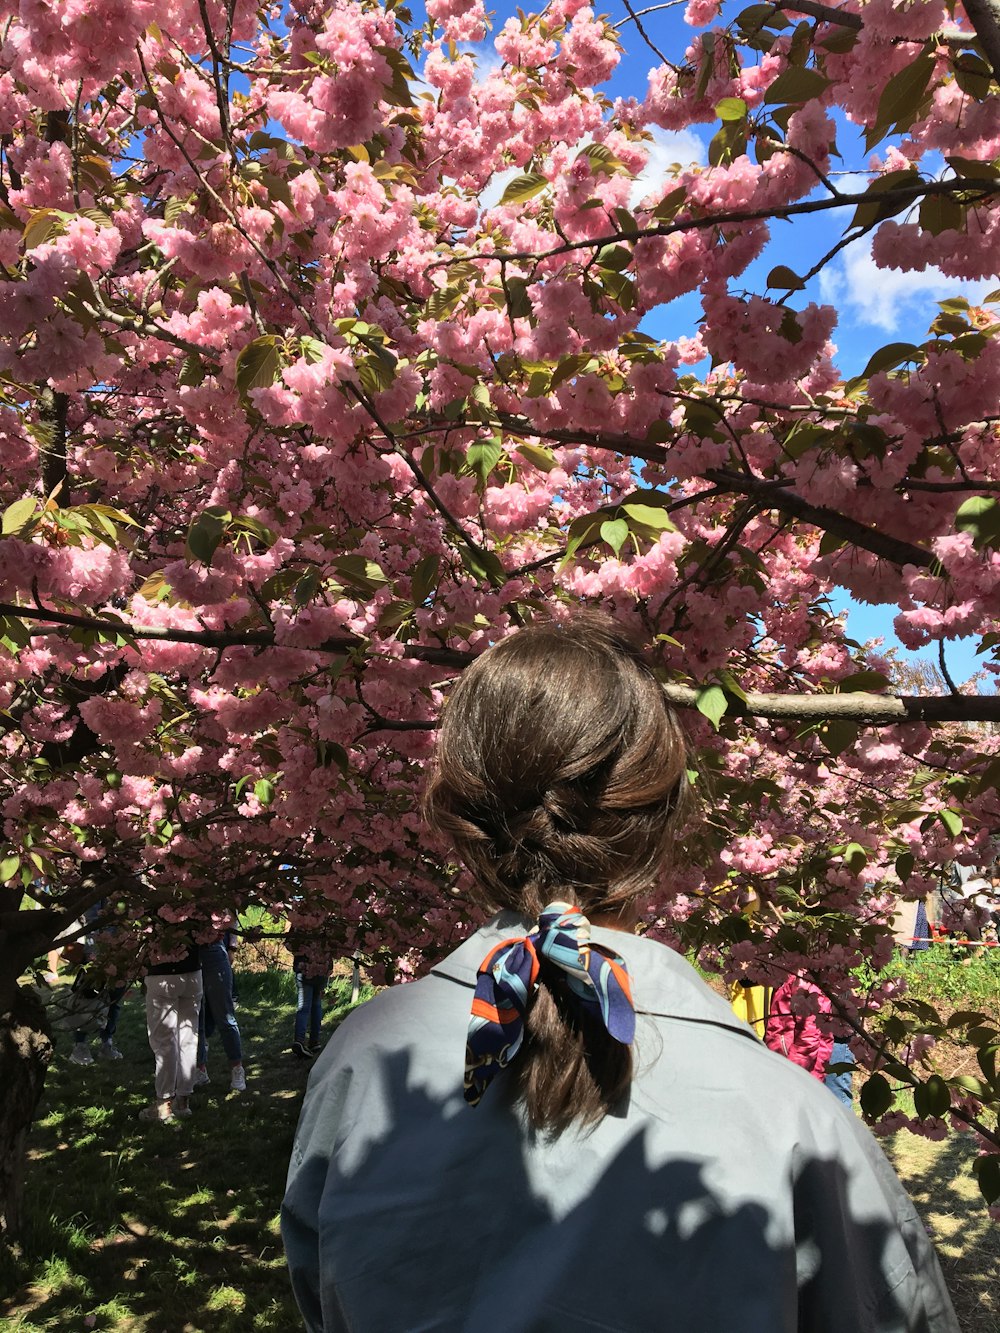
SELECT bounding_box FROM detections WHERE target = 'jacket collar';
[431,911,755,1041]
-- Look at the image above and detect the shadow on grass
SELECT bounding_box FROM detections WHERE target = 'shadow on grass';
[886,1128,1000,1333]
[1,970,368,1333]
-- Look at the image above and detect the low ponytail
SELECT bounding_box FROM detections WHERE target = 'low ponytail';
[517,964,632,1131]
[424,611,690,1131]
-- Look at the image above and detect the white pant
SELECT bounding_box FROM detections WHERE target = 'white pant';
[145,971,204,1101]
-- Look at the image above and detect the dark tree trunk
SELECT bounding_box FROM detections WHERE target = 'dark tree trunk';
[0,981,52,1243]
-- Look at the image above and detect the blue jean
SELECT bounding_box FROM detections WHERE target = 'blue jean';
[825,1040,855,1107]
[197,942,242,1065]
[75,983,127,1044]
[294,974,326,1046]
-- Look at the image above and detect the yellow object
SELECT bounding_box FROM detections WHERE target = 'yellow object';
[730,982,772,1040]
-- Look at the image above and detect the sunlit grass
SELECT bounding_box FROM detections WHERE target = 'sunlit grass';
[1,969,363,1331]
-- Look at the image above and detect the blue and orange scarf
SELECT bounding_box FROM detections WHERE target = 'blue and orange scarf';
[464,901,636,1106]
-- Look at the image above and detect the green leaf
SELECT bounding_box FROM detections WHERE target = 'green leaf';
[955,495,1000,548]
[837,669,890,692]
[459,544,506,587]
[850,170,919,230]
[946,1010,989,1030]
[577,142,627,176]
[895,851,915,883]
[330,555,389,597]
[561,514,603,565]
[0,854,20,882]
[503,276,533,319]
[937,808,963,837]
[186,506,231,567]
[923,1074,951,1118]
[254,778,275,806]
[767,264,805,291]
[1,497,39,536]
[236,336,284,403]
[299,336,328,365]
[621,497,677,532]
[972,1155,1000,1206]
[763,66,830,105]
[857,342,923,379]
[600,518,629,556]
[294,568,320,605]
[410,555,439,604]
[465,436,504,489]
[866,48,935,149]
[716,668,748,703]
[514,442,557,472]
[499,173,548,205]
[551,354,593,389]
[816,719,858,762]
[860,1072,894,1119]
[595,244,633,272]
[843,842,868,874]
[950,1075,989,1098]
[696,684,728,731]
[22,208,65,251]
[178,353,205,387]
[716,96,748,121]
[919,192,964,236]
[650,186,687,222]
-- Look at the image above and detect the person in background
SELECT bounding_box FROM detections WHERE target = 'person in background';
[283,613,958,1333]
[68,901,130,1065]
[288,929,335,1059]
[763,974,834,1082]
[141,933,202,1123]
[194,929,246,1092]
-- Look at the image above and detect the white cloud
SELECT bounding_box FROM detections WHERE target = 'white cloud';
[819,237,995,332]
[830,172,871,196]
[477,166,518,211]
[630,126,706,209]
[479,126,706,214]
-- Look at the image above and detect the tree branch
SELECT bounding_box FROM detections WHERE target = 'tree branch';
[435,178,1000,271]
[962,0,1000,82]
[701,469,934,569]
[6,602,1000,723]
[37,385,69,502]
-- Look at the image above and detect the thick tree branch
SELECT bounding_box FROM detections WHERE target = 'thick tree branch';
[491,415,936,570]
[0,601,464,668]
[772,0,973,44]
[962,0,1000,82]
[5,602,1000,724]
[701,469,934,569]
[37,386,68,502]
[662,684,1000,724]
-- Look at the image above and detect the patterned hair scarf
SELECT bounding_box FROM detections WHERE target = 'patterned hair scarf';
[464,901,636,1107]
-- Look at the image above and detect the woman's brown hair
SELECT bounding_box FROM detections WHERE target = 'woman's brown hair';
[424,611,690,1132]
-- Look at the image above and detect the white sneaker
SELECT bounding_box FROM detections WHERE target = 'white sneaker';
[69,1042,94,1066]
[230,1065,246,1092]
[192,1066,210,1087]
[98,1041,123,1061]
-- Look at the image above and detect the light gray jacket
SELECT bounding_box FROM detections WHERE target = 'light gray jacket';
[283,915,958,1333]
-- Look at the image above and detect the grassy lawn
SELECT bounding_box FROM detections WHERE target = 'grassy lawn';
[1,955,998,1332]
[0,969,367,1333]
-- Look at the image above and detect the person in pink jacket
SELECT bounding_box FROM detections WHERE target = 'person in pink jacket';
[764,975,834,1081]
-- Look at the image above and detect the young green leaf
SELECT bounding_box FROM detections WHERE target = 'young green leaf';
[696,684,728,730]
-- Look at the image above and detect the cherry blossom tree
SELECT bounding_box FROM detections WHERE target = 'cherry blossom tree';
[2,0,1000,1233]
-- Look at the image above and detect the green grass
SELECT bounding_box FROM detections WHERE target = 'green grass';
[0,968,370,1333]
[892,946,1000,1013]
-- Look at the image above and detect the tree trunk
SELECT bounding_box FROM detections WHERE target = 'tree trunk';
[0,981,52,1244]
